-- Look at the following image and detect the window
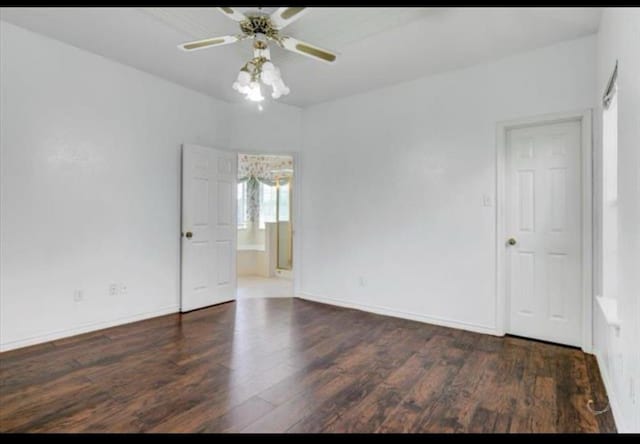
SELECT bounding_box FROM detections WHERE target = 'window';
[278,182,290,222]
[237,182,247,229]
[603,88,618,204]
[259,182,277,229]
[602,72,618,300]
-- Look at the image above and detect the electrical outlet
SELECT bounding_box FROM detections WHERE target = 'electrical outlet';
[483,194,493,207]
[119,283,128,295]
[73,290,84,302]
[109,284,118,296]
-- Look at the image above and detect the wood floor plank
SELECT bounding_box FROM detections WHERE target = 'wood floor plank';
[0,298,617,433]
[244,320,405,432]
[200,396,275,433]
[377,335,468,432]
[285,328,429,432]
[411,348,490,432]
[322,351,433,432]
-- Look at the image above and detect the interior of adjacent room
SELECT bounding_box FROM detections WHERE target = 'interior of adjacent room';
[236,153,295,299]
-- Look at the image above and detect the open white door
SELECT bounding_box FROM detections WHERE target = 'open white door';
[181,144,237,312]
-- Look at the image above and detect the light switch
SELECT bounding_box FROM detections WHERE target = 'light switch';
[483,194,493,207]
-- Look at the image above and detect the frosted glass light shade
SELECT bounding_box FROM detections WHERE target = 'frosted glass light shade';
[236,70,251,86]
[245,82,264,102]
[232,59,288,102]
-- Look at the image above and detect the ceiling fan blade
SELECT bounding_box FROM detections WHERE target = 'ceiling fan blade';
[280,36,337,63]
[178,35,239,51]
[270,7,309,30]
[217,7,248,23]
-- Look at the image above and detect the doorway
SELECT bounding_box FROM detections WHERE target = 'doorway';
[236,153,294,299]
[497,110,592,350]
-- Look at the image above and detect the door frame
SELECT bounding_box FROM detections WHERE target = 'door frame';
[495,109,593,352]
[233,149,301,296]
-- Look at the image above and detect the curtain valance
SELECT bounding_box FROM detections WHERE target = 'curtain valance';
[238,154,293,223]
[238,154,293,183]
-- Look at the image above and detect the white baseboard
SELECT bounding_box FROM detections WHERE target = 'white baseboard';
[594,349,628,433]
[297,292,499,336]
[0,305,180,352]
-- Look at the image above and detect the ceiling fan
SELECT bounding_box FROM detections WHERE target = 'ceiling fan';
[178,7,338,103]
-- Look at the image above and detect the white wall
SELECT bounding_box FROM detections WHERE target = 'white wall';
[593,8,640,433]
[299,36,596,334]
[0,21,229,349]
[229,101,302,153]
[0,21,302,351]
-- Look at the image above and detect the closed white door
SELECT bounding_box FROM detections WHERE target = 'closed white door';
[506,120,582,347]
[181,144,237,312]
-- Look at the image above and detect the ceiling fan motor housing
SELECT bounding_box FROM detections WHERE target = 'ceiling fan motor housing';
[240,16,282,45]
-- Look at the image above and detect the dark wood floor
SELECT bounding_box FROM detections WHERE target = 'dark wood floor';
[0,297,616,433]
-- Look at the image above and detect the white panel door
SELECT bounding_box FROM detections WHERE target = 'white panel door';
[181,144,237,312]
[506,120,582,347]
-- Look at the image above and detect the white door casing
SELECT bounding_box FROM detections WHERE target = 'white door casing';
[181,144,237,312]
[504,120,583,347]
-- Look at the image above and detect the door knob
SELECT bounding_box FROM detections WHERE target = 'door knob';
[185,231,193,239]
[507,238,517,246]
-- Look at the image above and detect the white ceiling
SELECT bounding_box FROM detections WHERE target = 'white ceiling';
[0,7,602,107]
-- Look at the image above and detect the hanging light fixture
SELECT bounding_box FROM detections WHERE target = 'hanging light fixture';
[178,8,338,106]
[178,6,337,106]
[232,39,290,102]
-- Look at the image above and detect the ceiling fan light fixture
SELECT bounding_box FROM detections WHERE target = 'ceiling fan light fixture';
[233,56,288,102]
[236,69,251,87]
[180,8,337,105]
[245,82,265,102]
[261,69,275,84]
[262,61,275,72]
[270,76,290,99]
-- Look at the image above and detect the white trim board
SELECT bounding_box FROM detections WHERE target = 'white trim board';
[495,109,593,352]
[0,305,179,352]
[297,292,499,336]
[594,350,625,432]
